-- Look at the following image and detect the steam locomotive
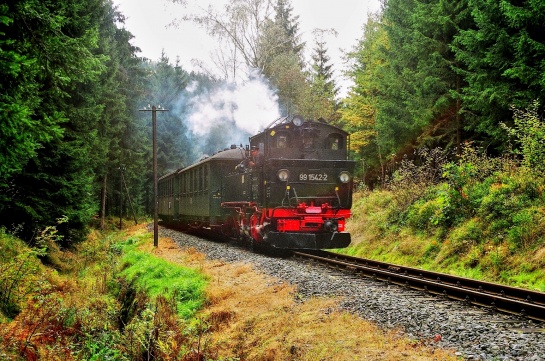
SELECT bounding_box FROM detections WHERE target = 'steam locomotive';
[158,115,355,250]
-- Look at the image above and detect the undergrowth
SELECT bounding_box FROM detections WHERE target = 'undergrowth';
[0,222,211,360]
[343,104,545,291]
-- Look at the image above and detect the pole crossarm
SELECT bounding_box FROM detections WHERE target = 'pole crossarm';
[139,105,169,247]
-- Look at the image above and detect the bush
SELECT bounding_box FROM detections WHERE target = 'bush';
[0,229,43,319]
[503,101,545,175]
[386,147,448,211]
[404,184,451,232]
[507,207,545,251]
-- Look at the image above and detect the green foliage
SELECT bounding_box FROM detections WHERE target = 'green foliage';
[0,0,107,242]
[454,0,545,143]
[405,184,451,231]
[448,218,482,255]
[386,147,448,215]
[80,331,127,361]
[350,0,467,158]
[343,140,545,289]
[0,225,218,359]
[303,30,339,121]
[507,207,545,251]
[0,230,43,319]
[0,3,63,178]
[503,101,545,175]
[118,240,207,319]
[342,0,545,183]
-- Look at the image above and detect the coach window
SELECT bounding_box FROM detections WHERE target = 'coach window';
[204,165,208,191]
[199,166,203,192]
[193,169,197,193]
[191,169,195,194]
[194,169,197,193]
[327,133,343,150]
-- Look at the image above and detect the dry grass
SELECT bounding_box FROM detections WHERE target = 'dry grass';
[146,233,459,361]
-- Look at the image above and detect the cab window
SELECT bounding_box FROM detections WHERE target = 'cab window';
[327,133,343,150]
[275,132,290,148]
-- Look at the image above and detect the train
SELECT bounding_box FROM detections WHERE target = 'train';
[157,115,355,250]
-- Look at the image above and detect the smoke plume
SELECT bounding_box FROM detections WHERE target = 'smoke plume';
[173,71,281,160]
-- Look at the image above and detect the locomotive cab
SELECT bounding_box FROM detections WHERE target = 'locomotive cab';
[227,115,355,249]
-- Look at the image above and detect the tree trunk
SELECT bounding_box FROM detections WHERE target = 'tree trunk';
[100,173,107,230]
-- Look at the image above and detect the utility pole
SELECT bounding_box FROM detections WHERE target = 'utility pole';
[139,105,168,247]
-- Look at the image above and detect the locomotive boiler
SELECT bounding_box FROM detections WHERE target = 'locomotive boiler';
[158,115,355,250]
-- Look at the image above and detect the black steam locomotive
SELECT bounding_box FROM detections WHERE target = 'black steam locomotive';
[158,115,355,250]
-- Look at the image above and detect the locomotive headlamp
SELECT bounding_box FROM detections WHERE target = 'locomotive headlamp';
[338,171,351,183]
[277,169,289,181]
[292,115,304,127]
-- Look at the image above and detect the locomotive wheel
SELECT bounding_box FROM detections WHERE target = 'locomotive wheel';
[221,216,240,240]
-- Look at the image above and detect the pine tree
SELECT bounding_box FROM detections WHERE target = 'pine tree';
[453,0,545,146]
[148,53,192,175]
[305,31,339,121]
[0,3,63,187]
[273,0,304,59]
[341,13,386,176]
[261,0,308,115]
[94,0,148,225]
[0,0,141,242]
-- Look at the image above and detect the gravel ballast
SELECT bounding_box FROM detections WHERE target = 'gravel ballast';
[163,228,545,361]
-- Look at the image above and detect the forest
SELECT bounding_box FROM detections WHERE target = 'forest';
[1,0,544,246]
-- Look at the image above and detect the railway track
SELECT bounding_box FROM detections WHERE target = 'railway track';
[292,250,545,323]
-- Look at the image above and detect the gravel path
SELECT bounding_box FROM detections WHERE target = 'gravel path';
[163,228,545,361]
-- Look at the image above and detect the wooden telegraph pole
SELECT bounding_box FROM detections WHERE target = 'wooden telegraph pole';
[139,105,168,247]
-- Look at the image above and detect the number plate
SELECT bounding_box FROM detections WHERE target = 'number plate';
[299,173,328,181]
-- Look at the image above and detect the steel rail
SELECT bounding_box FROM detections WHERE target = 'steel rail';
[292,250,545,323]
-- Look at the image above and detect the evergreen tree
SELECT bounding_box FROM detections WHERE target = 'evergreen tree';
[141,53,193,176]
[341,13,386,175]
[273,0,304,59]
[377,0,462,153]
[0,4,63,186]
[94,1,147,225]
[305,30,339,121]
[261,0,308,116]
[453,0,545,146]
[0,0,109,242]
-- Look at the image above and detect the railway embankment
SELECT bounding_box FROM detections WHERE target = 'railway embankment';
[343,146,545,293]
[163,227,545,361]
[3,221,545,360]
[0,223,458,360]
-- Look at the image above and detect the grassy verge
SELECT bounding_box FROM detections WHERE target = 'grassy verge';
[342,153,545,291]
[0,223,208,360]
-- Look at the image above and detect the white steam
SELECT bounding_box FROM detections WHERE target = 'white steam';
[184,74,280,137]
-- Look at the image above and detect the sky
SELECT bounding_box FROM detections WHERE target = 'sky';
[113,0,382,97]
